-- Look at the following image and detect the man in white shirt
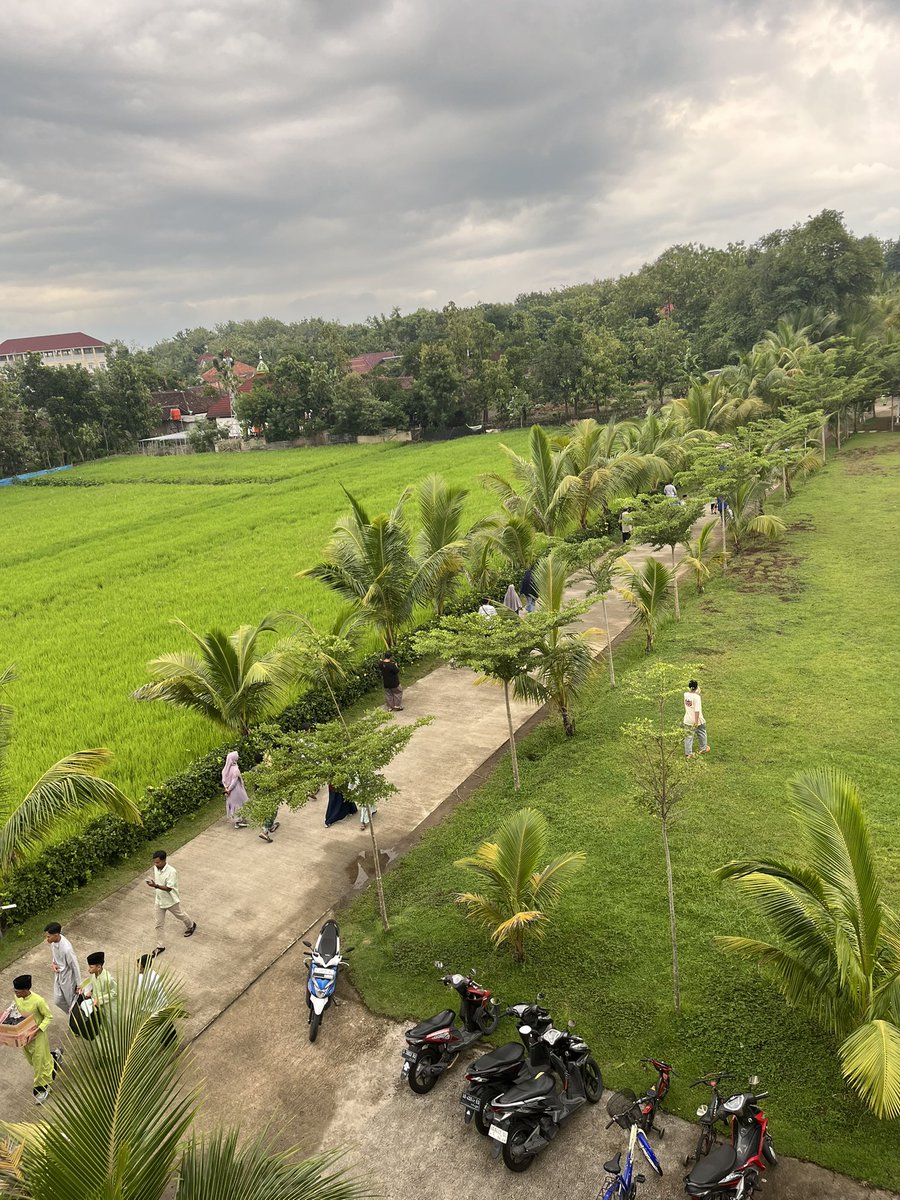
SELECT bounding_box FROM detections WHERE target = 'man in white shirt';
[147,850,196,954]
[663,482,678,499]
[477,598,497,618]
[683,679,710,757]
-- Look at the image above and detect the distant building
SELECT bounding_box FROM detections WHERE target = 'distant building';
[0,332,108,372]
[349,351,401,374]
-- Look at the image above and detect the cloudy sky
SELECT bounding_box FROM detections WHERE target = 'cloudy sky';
[1,0,898,346]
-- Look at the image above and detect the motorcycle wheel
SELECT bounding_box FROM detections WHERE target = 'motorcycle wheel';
[407,1049,440,1094]
[477,1004,500,1035]
[583,1056,604,1103]
[501,1123,534,1173]
[763,1136,778,1167]
[474,1099,495,1136]
[308,1012,321,1043]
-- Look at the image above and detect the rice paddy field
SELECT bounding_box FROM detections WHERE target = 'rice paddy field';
[1,433,531,803]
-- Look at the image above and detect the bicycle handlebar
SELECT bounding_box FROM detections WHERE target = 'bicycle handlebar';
[690,1071,733,1088]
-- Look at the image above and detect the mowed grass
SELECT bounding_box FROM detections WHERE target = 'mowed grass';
[0,433,532,801]
[340,435,900,1188]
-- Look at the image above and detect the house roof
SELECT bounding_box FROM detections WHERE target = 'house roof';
[349,351,400,374]
[0,332,107,356]
[201,360,257,388]
[206,396,233,419]
[150,387,214,415]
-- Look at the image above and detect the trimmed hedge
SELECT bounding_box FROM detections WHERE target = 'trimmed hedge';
[1,577,516,925]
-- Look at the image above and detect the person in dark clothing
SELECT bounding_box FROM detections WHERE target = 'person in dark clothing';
[324,784,358,827]
[380,651,403,711]
[520,566,538,613]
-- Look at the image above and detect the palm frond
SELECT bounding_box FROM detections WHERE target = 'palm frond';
[838,1019,900,1119]
[491,910,546,945]
[0,751,141,870]
[176,1134,370,1200]
[531,851,587,907]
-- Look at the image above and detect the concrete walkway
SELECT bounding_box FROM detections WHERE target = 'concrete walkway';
[0,531,672,1081]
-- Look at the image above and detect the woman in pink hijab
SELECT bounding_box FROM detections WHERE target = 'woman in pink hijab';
[222,751,249,829]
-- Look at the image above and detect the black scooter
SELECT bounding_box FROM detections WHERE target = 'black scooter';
[459,996,555,1134]
[485,1021,603,1172]
[401,962,501,1094]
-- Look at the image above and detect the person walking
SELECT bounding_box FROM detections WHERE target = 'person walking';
[78,951,118,1016]
[502,584,523,615]
[520,566,538,613]
[148,850,196,953]
[222,750,250,829]
[258,805,281,843]
[44,921,81,1014]
[683,679,710,758]
[620,508,633,544]
[380,651,403,711]
[10,974,55,1104]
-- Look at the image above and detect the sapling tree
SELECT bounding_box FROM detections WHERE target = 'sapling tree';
[247,711,432,930]
[621,661,699,1013]
[628,494,705,619]
[565,537,621,687]
[415,607,586,788]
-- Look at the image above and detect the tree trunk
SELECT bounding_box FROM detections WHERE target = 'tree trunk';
[720,507,727,574]
[661,815,681,1014]
[820,422,827,461]
[835,413,842,451]
[670,545,680,620]
[782,465,787,496]
[561,704,575,737]
[367,814,390,931]
[504,680,521,790]
[601,594,615,688]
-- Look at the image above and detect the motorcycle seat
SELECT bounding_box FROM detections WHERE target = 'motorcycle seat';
[687,1144,737,1187]
[493,1072,556,1106]
[316,921,339,960]
[406,1009,455,1038]
[472,1042,525,1071]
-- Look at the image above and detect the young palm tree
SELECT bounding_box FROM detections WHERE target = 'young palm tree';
[514,550,595,736]
[0,666,141,872]
[481,424,576,536]
[726,479,787,551]
[616,556,673,652]
[132,616,303,736]
[668,376,764,433]
[680,519,722,594]
[301,489,462,647]
[0,970,368,1198]
[415,473,496,616]
[455,807,586,962]
[716,769,900,1119]
[555,418,669,529]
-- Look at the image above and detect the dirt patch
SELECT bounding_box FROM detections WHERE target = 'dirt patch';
[842,443,900,474]
[691,646,724,657]
[787,516,816,533]
[731,548,804,600]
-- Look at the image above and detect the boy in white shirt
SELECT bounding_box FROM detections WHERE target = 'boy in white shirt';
[683,679,710,757]
[477,598,497,618]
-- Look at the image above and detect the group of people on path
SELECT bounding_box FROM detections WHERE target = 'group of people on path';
[5,914,168,1104]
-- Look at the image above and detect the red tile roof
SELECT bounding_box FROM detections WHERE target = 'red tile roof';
[151,387,213,415]
[206,396,233,418]
[349,351,400,374]
[0,332,106,355]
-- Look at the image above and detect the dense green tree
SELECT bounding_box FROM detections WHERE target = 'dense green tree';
[414,342,463,428]
[629,318,690,407]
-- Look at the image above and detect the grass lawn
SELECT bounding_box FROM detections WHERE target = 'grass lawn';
[0,431,532,801]
[340,434,900,1189]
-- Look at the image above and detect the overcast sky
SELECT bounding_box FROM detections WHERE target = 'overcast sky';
[1,0,898,346]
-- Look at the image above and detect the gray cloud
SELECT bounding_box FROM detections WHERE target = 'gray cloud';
[1,0,898,342]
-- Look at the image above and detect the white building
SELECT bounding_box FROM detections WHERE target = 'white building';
[0,332,108,372]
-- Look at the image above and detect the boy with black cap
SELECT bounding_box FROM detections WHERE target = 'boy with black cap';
[78,951,118,1015]
[11,974,55,1104]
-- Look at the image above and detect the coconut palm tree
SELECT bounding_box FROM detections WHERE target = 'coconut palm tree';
[556,418,671,529]
[726,479,787,551]
[0,666,141,872]
[0,969,368,1198]
[616,556,673,652]
[301,489,463,648]
[481,424,576,536]
[668,376,764,433]
[415,473,497,616]
[716,769,900,1119]
[514,549,596,736]
[681,520,722,594]
[455,807,585,962]
[132,616,303,736]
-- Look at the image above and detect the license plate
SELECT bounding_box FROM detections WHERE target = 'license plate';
[460,1092,480,1107]
[488,1124,508,1144]
[402,1048,418,1062]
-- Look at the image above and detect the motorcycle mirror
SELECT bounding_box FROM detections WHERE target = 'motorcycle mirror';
[345,946,355,953]
[302,940,312,948]
[434,960,444,969]
[567,1020,576,1029]
[536,992,545,1001]
[749,1074,760,1087]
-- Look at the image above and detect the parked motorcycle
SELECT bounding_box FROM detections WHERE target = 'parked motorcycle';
[684,1077,776,1198]
[401,963,501,1094]
[460,996,555,1134]
[301,919,351,1043]
[485,1021,603,1172]
[685,1071,735,1165]
[600,1119,663,1200]
[606,1058,674,1138]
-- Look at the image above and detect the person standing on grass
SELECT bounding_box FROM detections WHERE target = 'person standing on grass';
[684,679,710,758]
[44,921,81,1014]
[10,974,56,1105]
[380,651,403,711]
[222,750,250,828]
[148,849,196,952]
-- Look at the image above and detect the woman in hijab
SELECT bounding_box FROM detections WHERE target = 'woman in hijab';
[222,751,250,829]
[324,782,358,827]
[503,584,523,615]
